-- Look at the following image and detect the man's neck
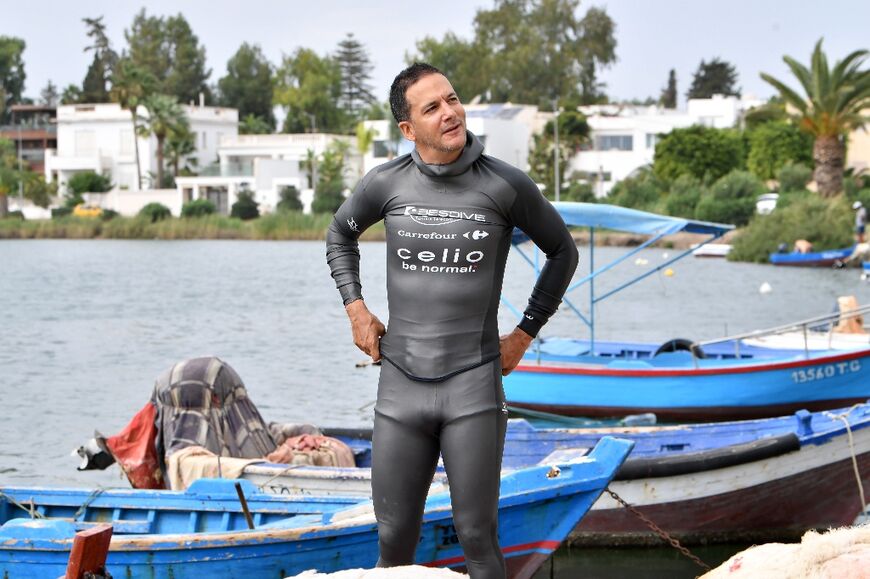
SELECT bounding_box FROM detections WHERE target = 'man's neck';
[415,144,464,165]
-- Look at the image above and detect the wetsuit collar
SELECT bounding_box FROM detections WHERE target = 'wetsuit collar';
[411,131,484,178]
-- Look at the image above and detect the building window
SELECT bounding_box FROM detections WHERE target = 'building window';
[645,133,660,149]
[201,132,207,149]
[595,135,633,151]
[75,130,96,155]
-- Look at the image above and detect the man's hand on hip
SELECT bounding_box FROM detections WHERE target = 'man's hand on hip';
[499,327,534,376]
[346,299,386,362]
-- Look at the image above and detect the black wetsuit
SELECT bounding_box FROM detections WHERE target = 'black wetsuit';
[326,132,577,578]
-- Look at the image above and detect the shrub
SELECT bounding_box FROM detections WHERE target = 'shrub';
[562,181,597,203]
[695,170,765,226]
[99,209,119,221]
[606,168,664,211]
[230,190,260,220]
[746,122,813,180]
[4,210,24,221]
[277,185,303,212]
[663,174,704,218]
[51,206,73,219]
[777,163,813,193]
[139,202,172,223]
[653,125,746,184]
[181,198,217,218]
[66,171,113,196]
[730,195,852,263]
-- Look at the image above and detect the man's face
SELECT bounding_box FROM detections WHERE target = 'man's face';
[399,73,467,164]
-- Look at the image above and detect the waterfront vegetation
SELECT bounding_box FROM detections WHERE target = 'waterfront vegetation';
[0,211,385,241]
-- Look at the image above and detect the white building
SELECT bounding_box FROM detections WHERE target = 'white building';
[176,133,358,214]
[44,102,238,198]
[570,94,765,197]
[362,103,541,175]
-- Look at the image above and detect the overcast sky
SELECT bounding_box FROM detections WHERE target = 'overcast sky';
[4,0,869,107]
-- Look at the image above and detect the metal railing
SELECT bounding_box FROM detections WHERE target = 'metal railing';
[697,304,870,358]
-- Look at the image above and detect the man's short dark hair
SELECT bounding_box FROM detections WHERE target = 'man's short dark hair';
[389,63,444,124]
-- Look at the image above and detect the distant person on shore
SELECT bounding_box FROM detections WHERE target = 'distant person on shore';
[854,201,867,244]
[793,239,813,254]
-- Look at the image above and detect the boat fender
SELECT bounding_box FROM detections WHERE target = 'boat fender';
[653,338,706,359]
[615,433,800,480]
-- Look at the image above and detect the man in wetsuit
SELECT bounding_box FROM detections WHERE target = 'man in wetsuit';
[326,63,578,578]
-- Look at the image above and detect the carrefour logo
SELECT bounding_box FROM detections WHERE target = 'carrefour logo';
[463,230,489,240]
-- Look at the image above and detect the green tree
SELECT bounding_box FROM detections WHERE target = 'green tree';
[61,84,83,105]
[761,39,870,197]
[239,113,273,135]
[695,170,764,226]
[528,110,590,199]
[653,125,746,183]
[277,185,302,211]
[125,10,210,104]
[311,141,348,213]
[139,201,172,222]
[230,189,259,220]
[335,33,375,123]
[409,1,616,106]
[743,98,788,130]
[274,48,345,133]
[219,43,275,129]
[80,16,116,103]
[39,81,59,106]
[0,36,26,123]
[659,69,677,109]
[746,121,813,180]
[65,170,113,207]
[165,121,196,177]
[687,58,740,99]
[777,162,813,193]
[606,168,664,212]
[110,59,156,189]
[141,94,187,188]
[663,174,704,218]
[0,138,21,217]
[21,171,57,208]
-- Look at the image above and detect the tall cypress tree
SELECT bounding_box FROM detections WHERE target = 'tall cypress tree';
[81,17,116,103]
[659,69,677,109]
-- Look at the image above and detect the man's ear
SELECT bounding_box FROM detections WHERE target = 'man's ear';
[398,121,415,142]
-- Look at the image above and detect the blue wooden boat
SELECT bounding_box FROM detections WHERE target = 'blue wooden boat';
[501,203,870,420]
[246,403,870,545]
[769,246,855,267]
[0,437,632,579]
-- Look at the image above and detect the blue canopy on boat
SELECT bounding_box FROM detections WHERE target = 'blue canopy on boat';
[512,202,733,244]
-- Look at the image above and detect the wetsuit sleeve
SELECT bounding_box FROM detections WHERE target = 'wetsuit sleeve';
[508,179,579,337]
[325,171,385,305]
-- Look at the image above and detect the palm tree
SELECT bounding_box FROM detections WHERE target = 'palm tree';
[110,60,154,190]
[761,39,870,197]
[165,120,197,178]
[141,95,186,188]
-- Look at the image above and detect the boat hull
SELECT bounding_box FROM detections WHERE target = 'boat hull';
[769,247,854,266]
[573,424,870,545]
[0,438,632,579]
[505,349,870,421]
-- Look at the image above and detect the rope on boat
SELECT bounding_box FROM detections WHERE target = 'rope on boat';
[256,464,303,491]
[604,488,711,572]
[823,405,868,516]
[73,487,106,521]
[0,490,45,519]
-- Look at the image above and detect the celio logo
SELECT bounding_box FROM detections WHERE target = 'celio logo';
[403,205,486,226]
[397,247,484,274]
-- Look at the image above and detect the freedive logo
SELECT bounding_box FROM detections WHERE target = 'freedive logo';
[463,230,489,240]
[403,205,486,226]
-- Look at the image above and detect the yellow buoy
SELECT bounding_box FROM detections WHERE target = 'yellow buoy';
[664,268,674,277]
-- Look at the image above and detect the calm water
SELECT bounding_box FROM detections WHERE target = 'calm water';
[2,239,867,577]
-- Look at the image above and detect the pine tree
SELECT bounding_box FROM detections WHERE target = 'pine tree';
[687,58,740,99]
[335,34,375,123]
[39,80,59,106]
[81,17,116,103]
[659,69,677,109]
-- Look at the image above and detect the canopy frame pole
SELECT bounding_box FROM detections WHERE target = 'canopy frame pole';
[565,230,667,294]
[590,226,595,355]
